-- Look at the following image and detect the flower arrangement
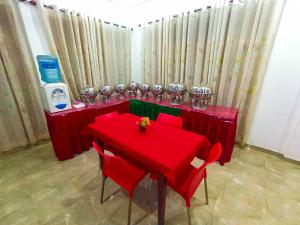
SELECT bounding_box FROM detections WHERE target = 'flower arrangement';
[137,117,151,132]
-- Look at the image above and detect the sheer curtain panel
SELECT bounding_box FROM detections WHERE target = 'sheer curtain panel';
[37,3,132,101]
[141,0,281,144]
[0,0,48,152]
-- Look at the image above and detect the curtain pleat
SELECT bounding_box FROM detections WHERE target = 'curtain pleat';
[0,1,132,152]
[141,0,280,144]
[37,3,132,97]
[0,0,49,152]
[95,21,106,85]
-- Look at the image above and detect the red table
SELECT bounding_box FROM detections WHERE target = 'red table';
[45,97,237,163]
[86,113,210,225]
[130,98,238,165]
[45,99,129,160]
[181,107,237,165]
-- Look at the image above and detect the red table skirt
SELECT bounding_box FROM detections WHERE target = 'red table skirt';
[45,98,237,164]
[181,110,237,165]
[45,100,129,160]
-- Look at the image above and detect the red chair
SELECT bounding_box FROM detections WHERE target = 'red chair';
[168,143,222,225]
[95,111,119,123]
[93,142,147,225]
[156,112,183,128]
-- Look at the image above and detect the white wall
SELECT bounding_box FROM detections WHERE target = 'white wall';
[248,0,300,161]
[18,2,51,86]
[280,89,300,160]
[19,3,50,56]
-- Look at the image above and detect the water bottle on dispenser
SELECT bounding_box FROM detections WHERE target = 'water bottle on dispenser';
[37,55,71,113]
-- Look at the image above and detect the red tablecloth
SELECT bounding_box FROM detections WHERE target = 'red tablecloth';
[45,97,237,164]
[86,113,210,183]
[45,100,129,160]
[131,98,238,165]
[181,109,237,165]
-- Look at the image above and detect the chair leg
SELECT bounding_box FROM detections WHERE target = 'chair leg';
[127,198,132,225]
[100,176,106,204]
[204,177,208,205]
[147,178,152,213]
[187,207,192,225]
[98,149,103,174]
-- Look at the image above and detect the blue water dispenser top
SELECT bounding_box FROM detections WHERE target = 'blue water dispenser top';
[37,55,62,83]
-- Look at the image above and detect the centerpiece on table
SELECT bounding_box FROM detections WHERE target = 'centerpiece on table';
[137,117,150,133]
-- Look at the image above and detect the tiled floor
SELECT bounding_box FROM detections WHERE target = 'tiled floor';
[1,142,300,225]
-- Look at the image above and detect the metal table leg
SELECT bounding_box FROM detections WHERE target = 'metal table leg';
[157,174,167,225]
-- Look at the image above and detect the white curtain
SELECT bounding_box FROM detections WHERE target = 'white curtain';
[0,0,49,152]
[101,23,132,85]
[141,0,282,144]
[37,4,132,101]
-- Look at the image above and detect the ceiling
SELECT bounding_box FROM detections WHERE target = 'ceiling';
[107,0,152,7]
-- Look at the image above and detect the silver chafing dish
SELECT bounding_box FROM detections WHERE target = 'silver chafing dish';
[151,84,165,102]
[99,85,115,102]
[189,85,213,109]
[115,84,127,99]
[166,83,187,105]
[79,86,98,106]
[138,83,150,99]
[127,82,138,97]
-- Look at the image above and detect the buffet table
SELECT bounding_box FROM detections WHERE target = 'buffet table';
[45,97,238,164]
[45,99,129,160]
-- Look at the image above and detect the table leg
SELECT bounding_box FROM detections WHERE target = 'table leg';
[96,138,104,149]
[157,174,167,225]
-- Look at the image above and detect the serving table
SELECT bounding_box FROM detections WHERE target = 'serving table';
[86,113,211,225]
[44,99,129,160]
[45,97,238,164]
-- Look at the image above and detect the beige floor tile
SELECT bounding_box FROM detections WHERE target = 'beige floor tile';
[0,189,32,219]
[265,190,300,225]
[1,142,300,225]
[0,204,39,225]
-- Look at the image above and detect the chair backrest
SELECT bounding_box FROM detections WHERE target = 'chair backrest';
[95,111,119,123]
[92,142,135,188]
[156,112,182,129]
[186,143,222,199]
[205,143,222,164]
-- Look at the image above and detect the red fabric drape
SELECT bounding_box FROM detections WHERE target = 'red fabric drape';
[45,100,129,160]
[45,98,237,164]
[181,109,237,165]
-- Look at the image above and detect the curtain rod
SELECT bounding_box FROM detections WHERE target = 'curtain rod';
[18,0,37,5]
[43,4,54,9]
[42,4,129,29]
[140,0,244,27]
[142,7,204,26]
